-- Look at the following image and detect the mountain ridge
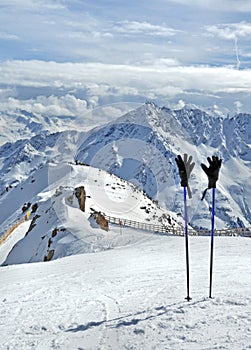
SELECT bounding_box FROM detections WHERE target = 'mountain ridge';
[0,162,183,265]
[0,102,250,231]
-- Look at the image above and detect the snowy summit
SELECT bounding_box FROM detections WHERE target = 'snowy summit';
[0,102,250,349]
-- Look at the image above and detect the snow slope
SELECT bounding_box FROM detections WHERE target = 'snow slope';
[75,102,251,229]
[0,163,182,265]
[0,220,31,264]
[1,102,249,230]
[0,235,250,349]
[0,109,88,147]
[0,103,250,349]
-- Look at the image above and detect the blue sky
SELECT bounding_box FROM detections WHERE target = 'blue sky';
[1,0,251,123]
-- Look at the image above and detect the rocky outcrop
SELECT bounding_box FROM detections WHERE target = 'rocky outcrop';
[44,249,55,262]
[26,214,41,235]
[52,228,58,237]
[31,203,38,213]
[96,211,109,231]
[74,186,86,212]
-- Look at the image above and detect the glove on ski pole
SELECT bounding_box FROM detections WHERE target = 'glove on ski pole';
[201,156,222,200]
[201,155,222,298]
[175,153,195,301]
[175,153,195,199]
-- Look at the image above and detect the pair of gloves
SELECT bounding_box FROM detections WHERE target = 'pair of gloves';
[175,154,222,199]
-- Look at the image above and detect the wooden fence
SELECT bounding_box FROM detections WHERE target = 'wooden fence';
[104,214,251,237]
[0,212,31,246]
[1,210,250,248]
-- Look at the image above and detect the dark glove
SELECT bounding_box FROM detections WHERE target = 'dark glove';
[201,156,222,199]
[175,154,195,198]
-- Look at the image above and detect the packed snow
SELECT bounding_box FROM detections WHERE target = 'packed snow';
[0,102,250,349]
[0,233,250,349]
[0,162,250,349]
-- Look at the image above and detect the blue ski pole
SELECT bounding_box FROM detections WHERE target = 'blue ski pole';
[184,186,191,301]
[201,156,222,298]
[209,187,216,298]
[175,154,194,301]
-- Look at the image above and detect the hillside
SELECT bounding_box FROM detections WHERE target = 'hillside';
[75,102,251,229]
[0,109,86,147]
[0,103,250,349]
[0,163,182,265]
[0,102,250,234]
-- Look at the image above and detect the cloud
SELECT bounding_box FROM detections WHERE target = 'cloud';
[0,59,251,116]
[0,2,251,115]
[234,100,242,113]
[113,20,181,37]
[1,59,251,94]
[167,0,251,12]
[0,32,19,40]
[0,0,250,69]
[204,22,251,69]
[0,0,66,11]
[0,94,88,118]
[205,22,251,40]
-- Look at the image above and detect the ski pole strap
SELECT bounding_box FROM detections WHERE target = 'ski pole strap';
[201,187,209,200]
[187,183,192,199]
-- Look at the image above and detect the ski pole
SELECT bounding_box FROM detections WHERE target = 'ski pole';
[175,154,194,301]
[209,187,216,298]
[184,186,191,301]
[201,156,222,298]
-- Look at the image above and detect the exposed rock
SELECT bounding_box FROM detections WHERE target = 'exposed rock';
[48,237,53,248]
[44,249,55,262]
[52,228,58,237]
[22,202,31,213]
[96,211,109,231]
[26,214,41,235]
[31,203,38,213]
[74,186,86,212]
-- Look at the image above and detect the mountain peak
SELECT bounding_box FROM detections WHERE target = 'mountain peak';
[0,103,250,232]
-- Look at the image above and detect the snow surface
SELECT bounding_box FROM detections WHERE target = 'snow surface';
[0,162,182,265]
[0,235,250,349]
[74,102,251,229]
[0,163,250,349]
[0,102,250,349]
[0,220,31,264]
[1,103,250,230]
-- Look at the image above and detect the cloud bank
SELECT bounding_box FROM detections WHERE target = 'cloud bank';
[0,0,251,125]
[0,60,251,120]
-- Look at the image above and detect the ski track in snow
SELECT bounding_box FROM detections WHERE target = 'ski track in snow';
[0,235,250,350]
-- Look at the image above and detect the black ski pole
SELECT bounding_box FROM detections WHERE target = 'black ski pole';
[175,154,194,301]
[184,186,191,301]
[209,187,216,298]
[201,155,222,298]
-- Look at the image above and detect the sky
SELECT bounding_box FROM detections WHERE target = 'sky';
[1,0,251,124]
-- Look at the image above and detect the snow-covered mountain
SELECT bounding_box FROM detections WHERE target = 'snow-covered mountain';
[0,109,80,146]
[0,102,250,236]
[0,162,183,265]
[0,103,250,349]
[75,102,251,229]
